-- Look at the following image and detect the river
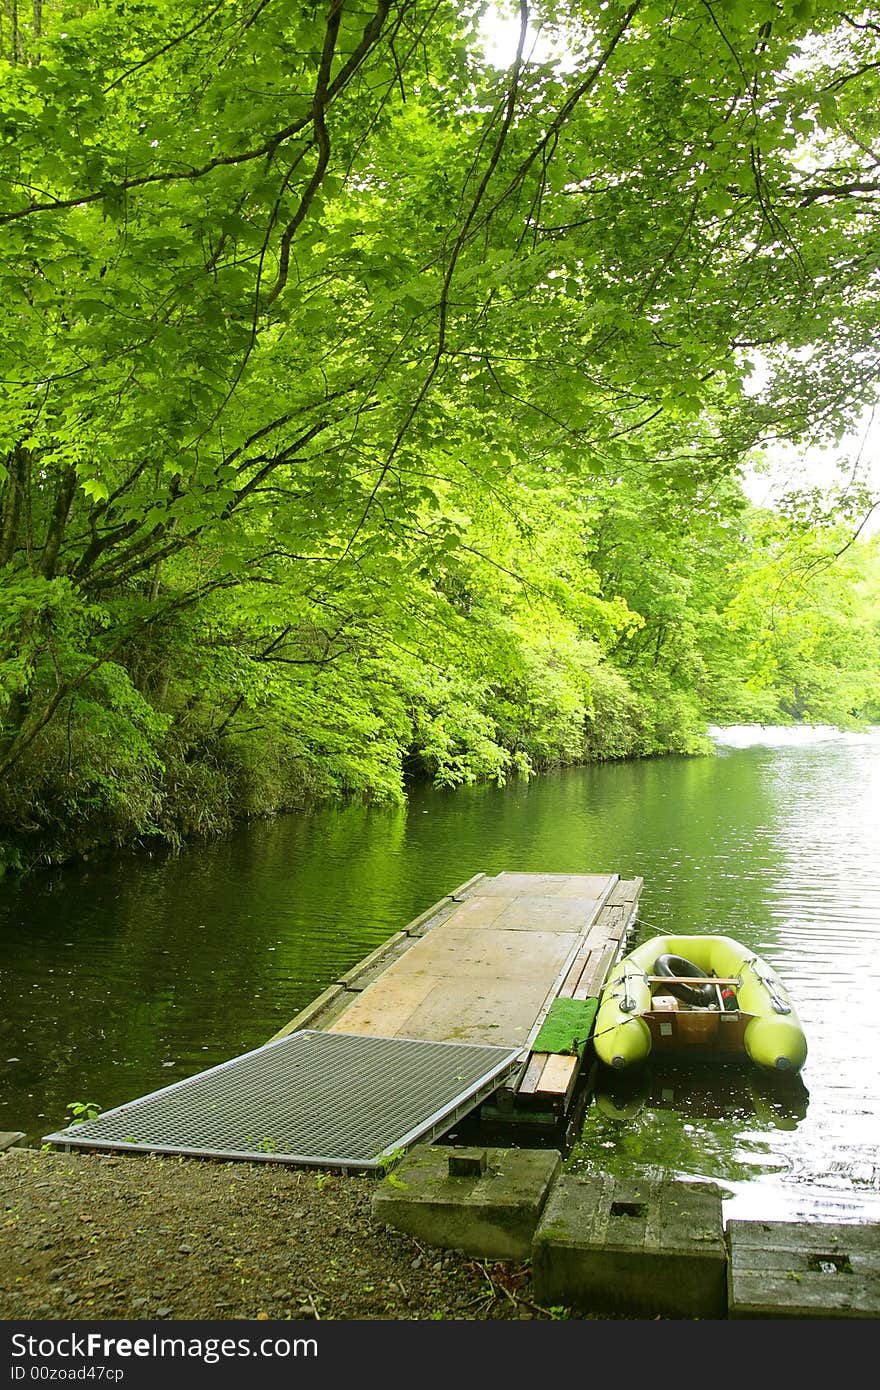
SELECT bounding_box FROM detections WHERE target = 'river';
[2,725,879,1225]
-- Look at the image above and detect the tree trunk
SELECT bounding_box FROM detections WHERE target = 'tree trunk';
[0,445,25,567]
[40,466,77,579]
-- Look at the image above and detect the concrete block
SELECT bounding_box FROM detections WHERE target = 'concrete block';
[0,1132,25,1152]
[728,1219,880,1318]
[372,1144,561,1259]
[532,1169,726,1319]
[448,1149,488,1177]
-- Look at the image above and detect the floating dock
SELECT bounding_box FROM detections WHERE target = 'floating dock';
[44,870,640,1167]
[274,870,642,1122]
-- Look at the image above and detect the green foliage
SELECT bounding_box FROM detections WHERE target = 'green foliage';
[377,1145,408,1180]
[1,0,878,866]
[720,519,880,724]
[65,1099,101,1125]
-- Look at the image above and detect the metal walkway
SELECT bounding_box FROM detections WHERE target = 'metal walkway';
[42,1030,521,1170]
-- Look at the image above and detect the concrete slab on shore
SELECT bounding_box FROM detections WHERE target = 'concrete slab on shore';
[531,1169,727,1319]
[373,1144,561,1260]
[727,1218,880,1318]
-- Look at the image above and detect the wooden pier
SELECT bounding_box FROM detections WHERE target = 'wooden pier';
[44,869,640,1171]
[273,869,642,1124]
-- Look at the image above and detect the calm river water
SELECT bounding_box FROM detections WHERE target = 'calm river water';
[2,725,879,1225]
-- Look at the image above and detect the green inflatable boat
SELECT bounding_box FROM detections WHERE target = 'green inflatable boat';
[594,934,808,1075]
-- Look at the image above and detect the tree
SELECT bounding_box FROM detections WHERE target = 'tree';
[2,1,879,861]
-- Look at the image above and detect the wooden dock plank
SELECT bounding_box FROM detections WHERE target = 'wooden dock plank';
[472,872,615,898]
[398,976,552,1049]
[580,940,622,999]
[607,876,643,906]
[277,873,641,1102]
[439,895,516,928]
[584,911,621,947]
[516,1054,550,1095]
[389,926,581,982]
[535,1053,579,1098]
[555,874,620,900]
[491,896,608,932]
[559,948,593,999]
[326,972,442,1037]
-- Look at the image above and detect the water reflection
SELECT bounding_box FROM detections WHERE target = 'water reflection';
[574,1062,808,1193]
[572,1060,880,1226]
[591,1063,810,1130]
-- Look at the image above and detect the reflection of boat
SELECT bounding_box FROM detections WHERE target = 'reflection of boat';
[594,935,808,1075]
[594,1064,810,1129]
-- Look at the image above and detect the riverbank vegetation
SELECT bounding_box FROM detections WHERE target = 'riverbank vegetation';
[2,1,879,871]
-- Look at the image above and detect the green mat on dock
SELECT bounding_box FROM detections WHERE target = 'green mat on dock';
[531,997,599,1056]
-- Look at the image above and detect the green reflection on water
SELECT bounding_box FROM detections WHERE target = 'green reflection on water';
[570,1063,812,1195]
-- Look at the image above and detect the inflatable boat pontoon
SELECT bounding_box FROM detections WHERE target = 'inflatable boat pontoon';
[593,934,807,1075]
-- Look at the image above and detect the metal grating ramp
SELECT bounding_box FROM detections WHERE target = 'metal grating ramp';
[42,1030,522,1170]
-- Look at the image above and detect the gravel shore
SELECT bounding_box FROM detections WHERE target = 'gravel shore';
[0,1147,602,1322]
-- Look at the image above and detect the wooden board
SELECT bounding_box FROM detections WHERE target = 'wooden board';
[326,972,442,1037]
[390,925,581,982]
[517,1054,550,1094]
[535,1053,579,1099]
[396,976,556,1049]
[559,948,594,998]
[328,872,620,1048]
[472,872,618,899]
[580,940,619,998]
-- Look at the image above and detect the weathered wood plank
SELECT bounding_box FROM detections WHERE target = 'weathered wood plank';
[516,1054,550,1095]
[585,905,626,945]
[535,1053,579,1099]
[397,976,549,1049]
[578,940,619,999]
[558,948,593,998]
[491,896,608,932]
[473,872,615,899]
[439,895,515,928]
[326,972,442,1036]
[555,874,619,900]
[608,876,644,906]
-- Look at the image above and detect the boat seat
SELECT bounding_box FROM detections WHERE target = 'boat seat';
[646,976,740,987]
